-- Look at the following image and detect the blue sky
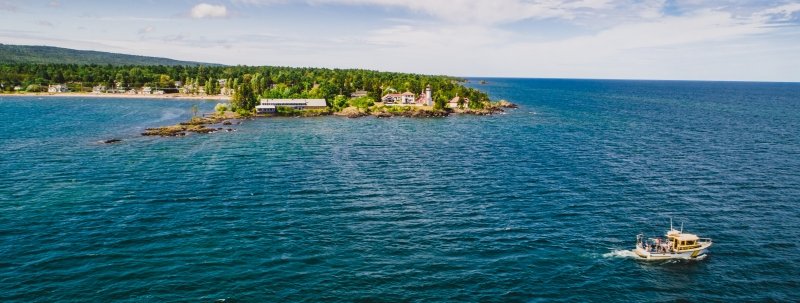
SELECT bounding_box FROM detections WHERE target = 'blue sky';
[1,0,799,81]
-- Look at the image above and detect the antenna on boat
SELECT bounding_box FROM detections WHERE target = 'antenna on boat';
[680,221,684,233]
[670,218,673,231]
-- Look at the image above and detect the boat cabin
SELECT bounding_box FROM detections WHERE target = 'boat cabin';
[667,232,701,251]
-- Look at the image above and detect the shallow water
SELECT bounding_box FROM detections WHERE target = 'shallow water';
[1,79,799,302]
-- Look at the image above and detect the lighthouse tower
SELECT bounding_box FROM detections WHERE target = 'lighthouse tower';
[425,84,432,107]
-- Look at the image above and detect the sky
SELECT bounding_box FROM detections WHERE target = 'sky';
[1,0,799,81]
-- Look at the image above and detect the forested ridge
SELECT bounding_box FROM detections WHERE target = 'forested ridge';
[0,44,210,66]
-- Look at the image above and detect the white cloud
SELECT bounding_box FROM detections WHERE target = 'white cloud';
[353,4,797,80]
[0,0,19,11]
[138,26,155,34]
[37,20,55,27]
[240,0,614,24]
[190,3,229,19]
[753,3,800,23]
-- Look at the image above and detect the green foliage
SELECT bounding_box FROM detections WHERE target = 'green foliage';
[275,106,301,116]
[331,95,349,111]
[348,96,375,109]
[385,105,413,113]
[214,103,229,113]
[468,99,486,110]
[231,83,257,110]
[275,106,331,117]
[433,94,448,110]
[0,61,491,106]
[206,78,220,95]
[235,107,252,117]
[25,84,44,92]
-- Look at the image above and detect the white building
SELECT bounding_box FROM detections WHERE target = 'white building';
[142,87,153,94]
[255,104,276,114]
[92,85,106,94]
[256,99,327,113]
[425,85,432,107]
[382,91,415,104]
[448,96,469,108]
[48,84,69,93]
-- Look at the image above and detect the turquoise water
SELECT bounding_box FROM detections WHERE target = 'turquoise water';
[1,79,799,302]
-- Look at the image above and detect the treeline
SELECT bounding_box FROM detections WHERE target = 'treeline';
[0,64,490,110]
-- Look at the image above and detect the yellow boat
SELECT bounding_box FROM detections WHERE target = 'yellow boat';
[634,221,712,261]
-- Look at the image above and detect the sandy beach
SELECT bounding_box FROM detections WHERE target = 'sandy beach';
[0,92,231,101]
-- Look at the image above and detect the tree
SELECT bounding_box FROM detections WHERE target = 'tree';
[231,83,257,110]
[331,95,348,110]
[433,94,448,110]
[158,74,172,88]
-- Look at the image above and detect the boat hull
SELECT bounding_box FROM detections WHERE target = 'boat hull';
[634,244,711,261]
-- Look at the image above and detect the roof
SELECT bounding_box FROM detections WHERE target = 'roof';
[668,232,699,241]
[256,105,276,109]
[401,91,414,95]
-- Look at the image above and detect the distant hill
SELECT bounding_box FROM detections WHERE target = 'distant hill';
[0,44,219,66]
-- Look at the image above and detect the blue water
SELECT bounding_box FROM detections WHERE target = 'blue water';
[1,79,799,302]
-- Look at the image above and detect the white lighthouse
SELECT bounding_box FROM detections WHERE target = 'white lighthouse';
[425,84,432,106]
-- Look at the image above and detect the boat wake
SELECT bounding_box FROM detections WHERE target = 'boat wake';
[602,249,639,259]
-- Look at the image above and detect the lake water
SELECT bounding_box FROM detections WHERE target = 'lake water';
[1,79,799,302]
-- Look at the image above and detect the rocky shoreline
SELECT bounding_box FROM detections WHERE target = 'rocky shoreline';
[142,100,518,137]
[142,113,240,137]
[332,100,518,118]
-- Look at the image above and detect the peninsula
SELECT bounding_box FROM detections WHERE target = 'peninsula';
[0,45,517,137]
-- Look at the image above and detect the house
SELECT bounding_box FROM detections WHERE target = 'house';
[153,90,165,95]
[449,96,470,109]
[181,84,195,94]
[48,84,69,93]
[126,89,138,95]
[92,85,106,94]
[13,86,22,91]
[220,87,233,96]
[351,90,369,98]
[142,87,153,94]
[174,81,183,88]
[256,99,327,113]
[382,91,415,104]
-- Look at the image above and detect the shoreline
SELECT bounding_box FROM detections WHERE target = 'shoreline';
[0,92,231,101]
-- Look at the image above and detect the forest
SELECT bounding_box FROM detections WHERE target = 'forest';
[0,64,491,110]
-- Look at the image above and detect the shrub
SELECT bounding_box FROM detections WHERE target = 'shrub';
[348,96,375,109]
[235,107,252,117]
[26,84,45,92]
[214,103,229,113]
